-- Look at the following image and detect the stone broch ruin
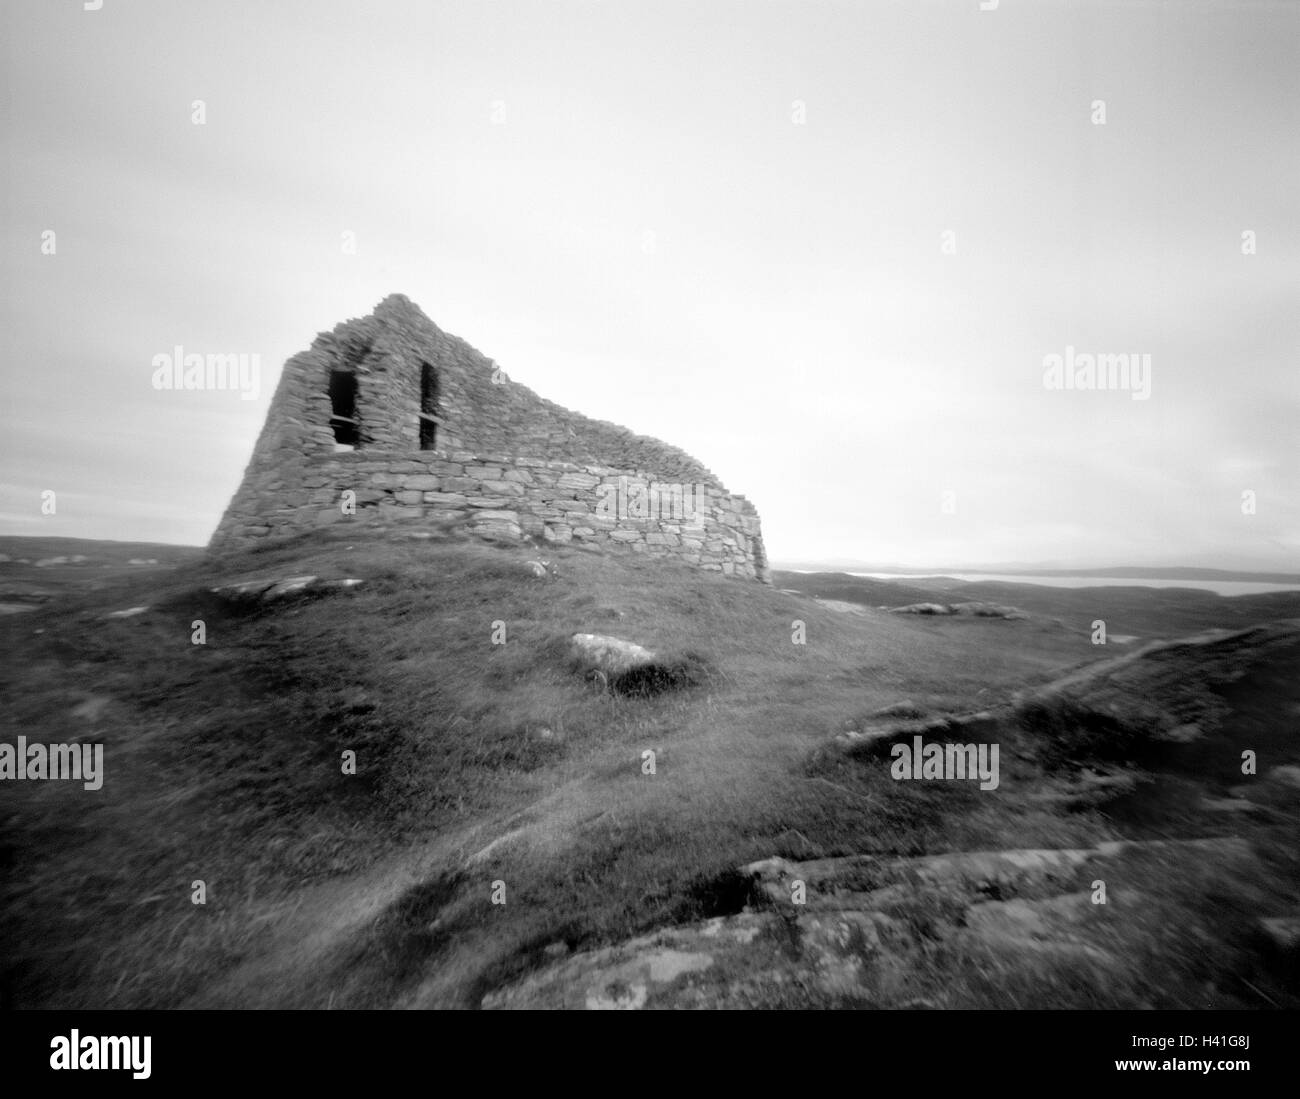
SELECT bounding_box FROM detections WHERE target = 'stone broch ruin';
[209,295,770,582]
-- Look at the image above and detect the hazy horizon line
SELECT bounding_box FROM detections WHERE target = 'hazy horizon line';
[1,533,1296,582]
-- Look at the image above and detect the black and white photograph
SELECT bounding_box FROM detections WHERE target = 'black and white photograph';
[1,0,1296,1077]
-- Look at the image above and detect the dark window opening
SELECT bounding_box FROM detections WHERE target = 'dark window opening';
[419,362,440,450]
[329,370,359,447]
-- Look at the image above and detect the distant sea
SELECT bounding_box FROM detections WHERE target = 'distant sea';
[840,573,1300,597]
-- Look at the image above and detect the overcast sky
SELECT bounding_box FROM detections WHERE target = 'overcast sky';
[2,0,1296,570]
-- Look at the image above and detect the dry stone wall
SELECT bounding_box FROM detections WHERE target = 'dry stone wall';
[212,449,767,580]
[209,295,770,582]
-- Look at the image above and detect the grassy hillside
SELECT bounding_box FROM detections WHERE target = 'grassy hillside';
[2,531,1296,1009]
[0,537,204,612]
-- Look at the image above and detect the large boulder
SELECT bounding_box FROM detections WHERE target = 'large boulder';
[569,634,658,677]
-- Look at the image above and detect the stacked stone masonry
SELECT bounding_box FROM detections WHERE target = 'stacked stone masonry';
[209,295,770,583]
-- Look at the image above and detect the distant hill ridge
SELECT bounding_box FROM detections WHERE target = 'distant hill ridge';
[776,563,1300,584]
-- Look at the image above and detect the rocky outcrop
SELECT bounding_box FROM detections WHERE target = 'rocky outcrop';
[828,710,1000,758]
[210,576,364,604]
[1011,621,1300,751]
[826,621,1300,765]
[482,838,1257,1009]
[888,601,1027,619]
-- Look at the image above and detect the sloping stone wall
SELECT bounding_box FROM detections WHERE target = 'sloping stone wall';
[208,296,770,582]
[209,449,768,580]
